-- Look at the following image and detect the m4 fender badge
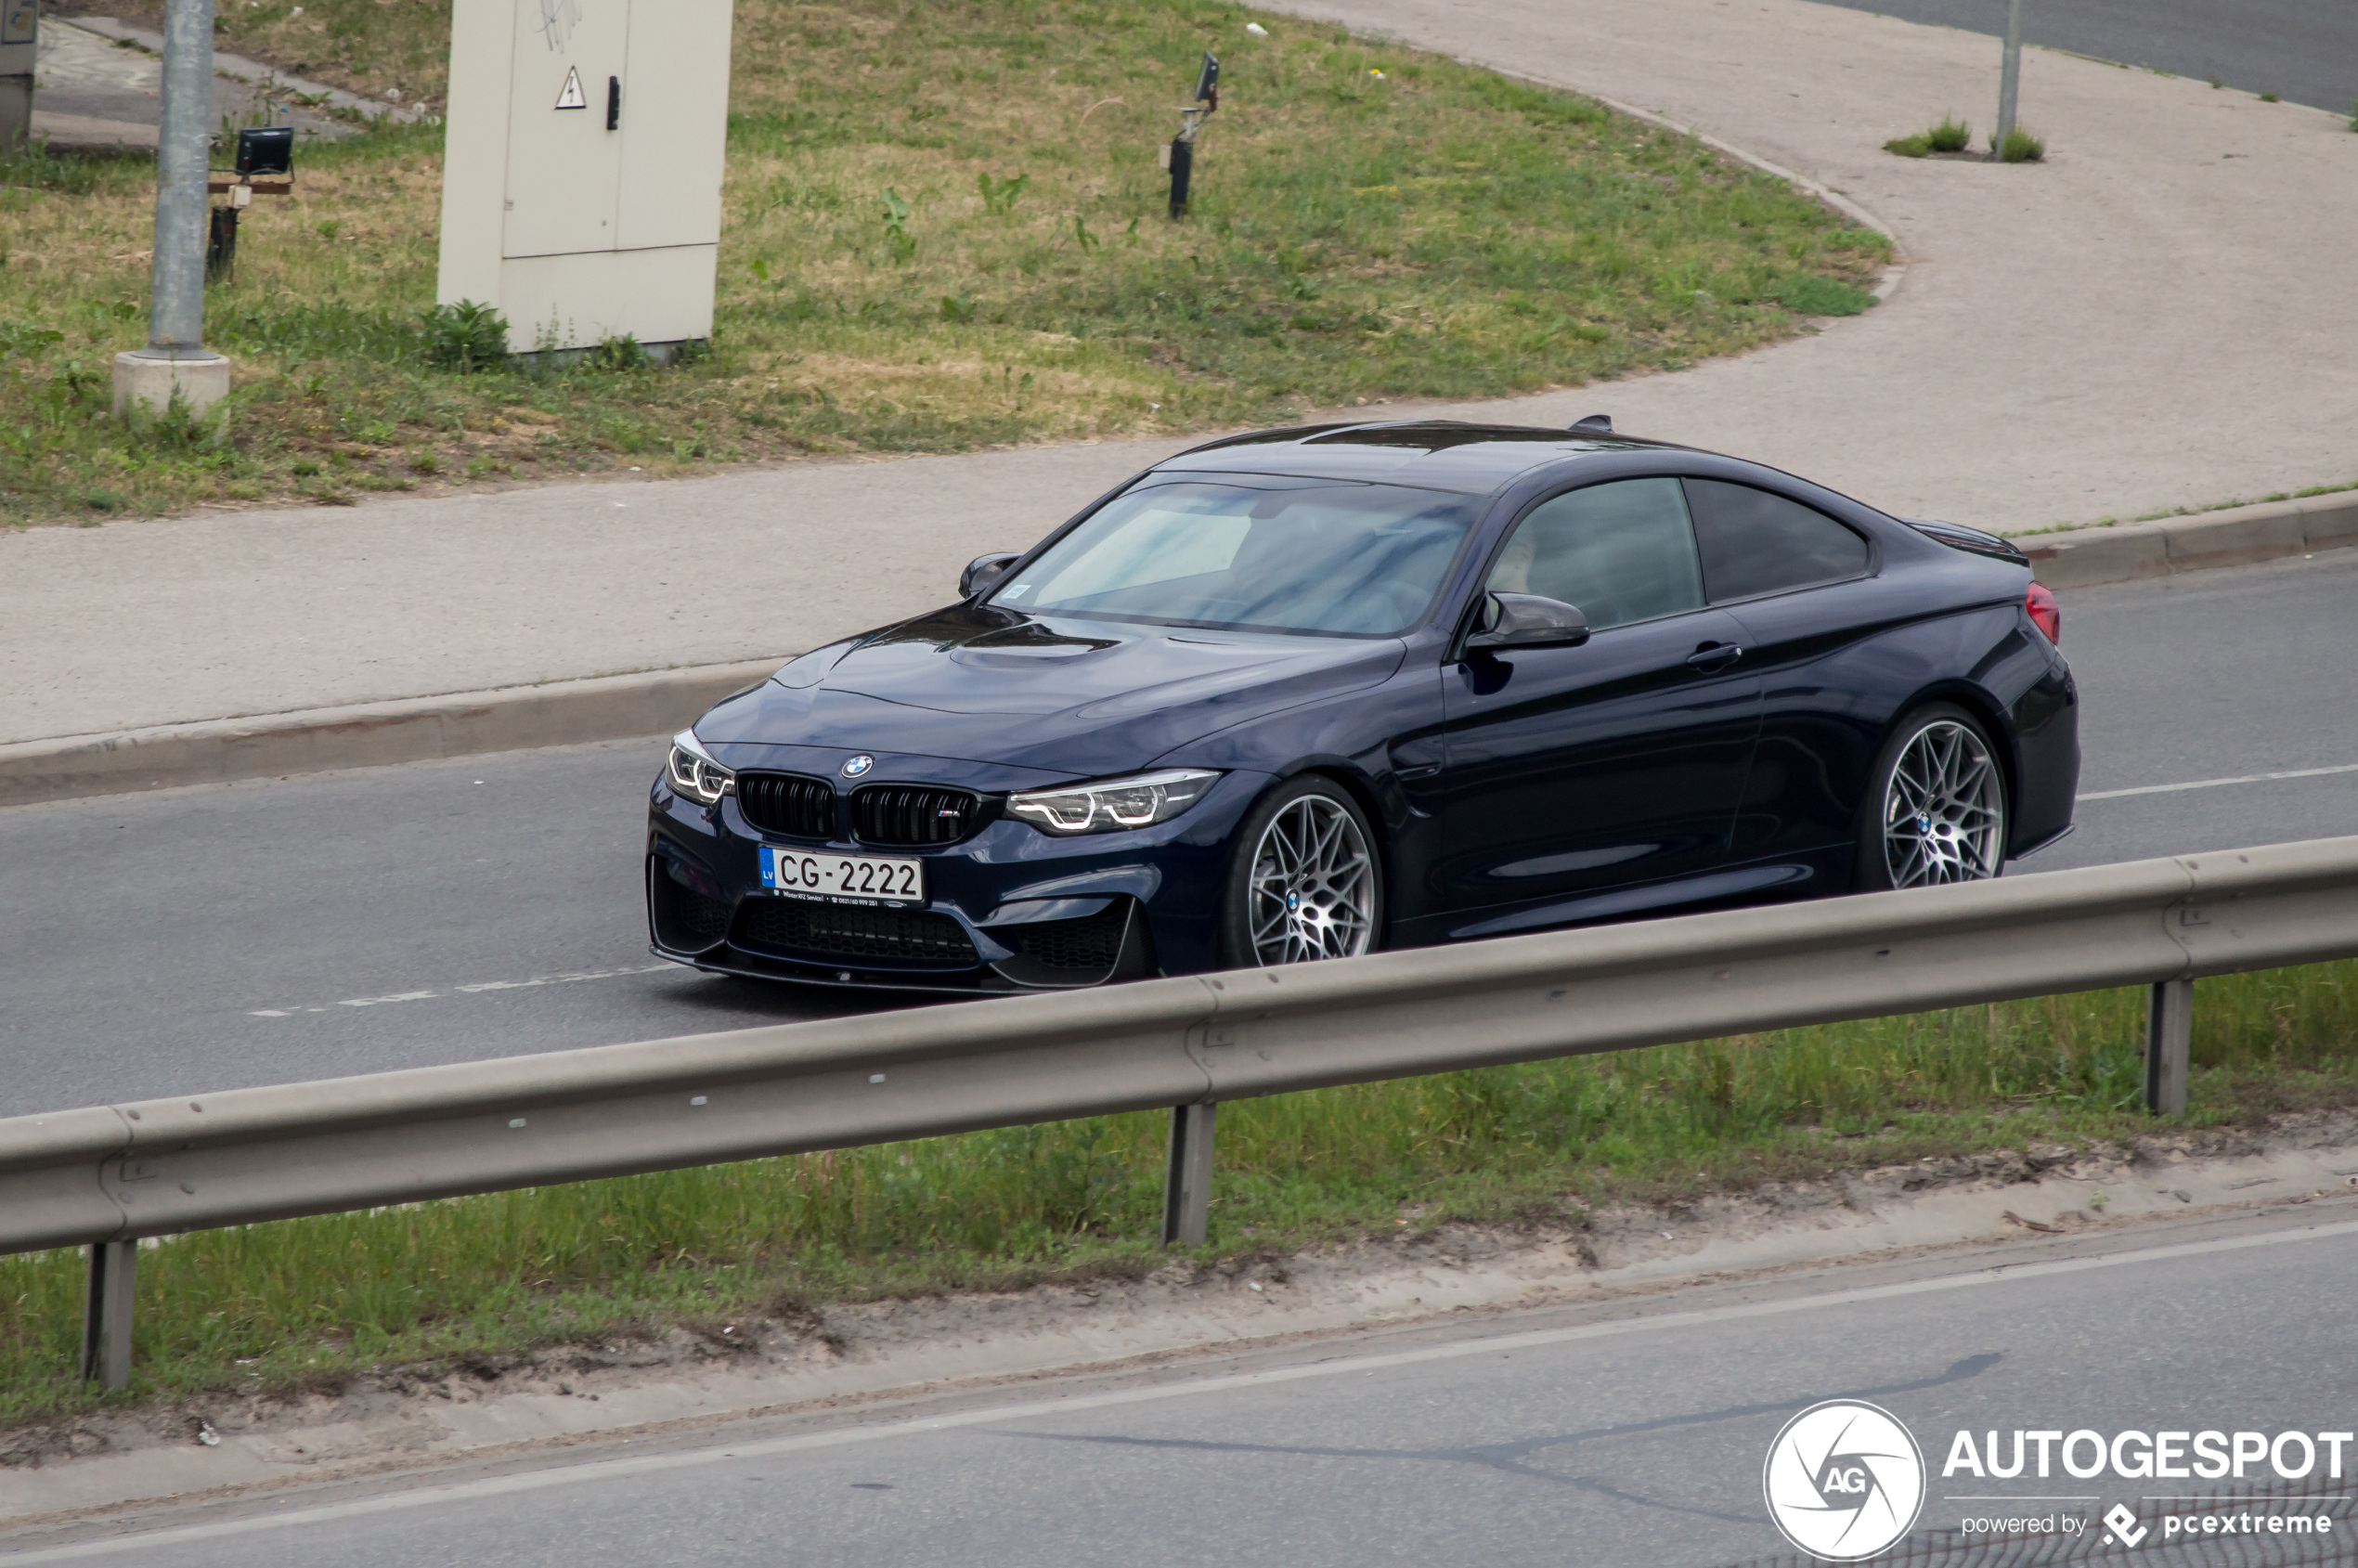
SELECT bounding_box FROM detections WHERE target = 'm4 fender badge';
[842,755,875,778]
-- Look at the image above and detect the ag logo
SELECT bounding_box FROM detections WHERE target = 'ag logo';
[1763,1399,1925,1562]
[841,754,875,778]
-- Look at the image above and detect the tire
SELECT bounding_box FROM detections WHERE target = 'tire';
[1216,775,1385,968]
[1852,703,2010,891]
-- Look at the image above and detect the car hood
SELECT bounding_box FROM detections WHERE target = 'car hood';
[697,605,1406,778]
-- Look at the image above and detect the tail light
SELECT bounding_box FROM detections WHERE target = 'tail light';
[2026,582,2061,644]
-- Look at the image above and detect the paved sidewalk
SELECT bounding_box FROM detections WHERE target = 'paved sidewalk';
[5,0,2353,746]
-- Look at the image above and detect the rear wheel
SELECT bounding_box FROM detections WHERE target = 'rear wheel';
[1217,776,1383,967]
[1854,704,2009,890]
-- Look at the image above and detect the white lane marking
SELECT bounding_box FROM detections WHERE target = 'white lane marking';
[248,965,670,1018]
[2079,761,2358,802]
[17,1215,2358,1562]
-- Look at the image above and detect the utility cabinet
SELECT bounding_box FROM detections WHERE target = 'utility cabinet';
[436,0,733,352]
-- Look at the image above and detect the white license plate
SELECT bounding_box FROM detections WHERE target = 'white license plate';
[759,845,925,905]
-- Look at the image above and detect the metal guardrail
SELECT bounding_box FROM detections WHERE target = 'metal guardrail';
[8,836,2357,1387]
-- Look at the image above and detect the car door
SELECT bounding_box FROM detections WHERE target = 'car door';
[1682,478,1887,865]
[1436,476,1762,927]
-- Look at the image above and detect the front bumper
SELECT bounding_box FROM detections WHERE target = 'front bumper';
[645,766,1269,992]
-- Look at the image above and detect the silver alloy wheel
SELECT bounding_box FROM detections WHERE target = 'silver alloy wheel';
[1881,719,2005,888]
[1247,795,1378,965]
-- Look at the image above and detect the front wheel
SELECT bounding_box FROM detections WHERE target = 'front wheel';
[1217,776,1384,967]
[1853,704,2009,891]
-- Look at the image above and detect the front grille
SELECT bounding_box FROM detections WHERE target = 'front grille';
[1013,903,1131,972]
[852,784,983,848]
[734,897,978,967]
[737,771,837,839]
[650,861,732,951]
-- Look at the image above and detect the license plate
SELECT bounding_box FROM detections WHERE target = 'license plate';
[759,845,925,905]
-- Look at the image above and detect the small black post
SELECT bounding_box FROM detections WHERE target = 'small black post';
[1166,136,1193,219]
[82,1239,137,1389]
[205,204,238,281]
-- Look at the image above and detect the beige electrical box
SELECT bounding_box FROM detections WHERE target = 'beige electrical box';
[436,0,733,352]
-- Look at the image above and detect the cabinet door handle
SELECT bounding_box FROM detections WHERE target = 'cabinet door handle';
[606,75,620,130]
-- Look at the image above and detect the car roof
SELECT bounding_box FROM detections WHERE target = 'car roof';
[1150,420,1694,494]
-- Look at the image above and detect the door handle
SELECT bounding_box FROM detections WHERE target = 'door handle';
[606,75,621,130]
[1685,642,1743,673]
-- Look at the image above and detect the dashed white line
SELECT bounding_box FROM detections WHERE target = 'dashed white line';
[249,964,671,1017]
[2079,761,2358,802]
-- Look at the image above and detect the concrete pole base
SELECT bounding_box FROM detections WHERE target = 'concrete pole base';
[112,350,233,419]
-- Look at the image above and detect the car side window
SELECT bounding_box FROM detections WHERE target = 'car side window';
[1683,479,1870,603]
[1483,477,1704,632]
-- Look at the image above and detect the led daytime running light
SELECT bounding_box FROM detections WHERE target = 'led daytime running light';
[1007,769,1222,836]
[667,731,736,806]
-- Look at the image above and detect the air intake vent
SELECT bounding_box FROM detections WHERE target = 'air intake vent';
[852,784,984,848]
[734,898,978,967]
[736,771,838,839]
[649,860,732,952]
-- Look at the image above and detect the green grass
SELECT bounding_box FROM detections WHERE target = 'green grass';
[1997,126,2047,163]
[0,0,1890,525]
[1882,116,1968,159]
[5,960,2354,1428]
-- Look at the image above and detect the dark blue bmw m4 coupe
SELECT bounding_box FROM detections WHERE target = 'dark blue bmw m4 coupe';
[647,421,2079,992]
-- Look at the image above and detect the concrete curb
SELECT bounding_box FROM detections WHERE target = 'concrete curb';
[4,494,2351,810]
[57,14,431,123]
[2008,490,2358,590]
[0,660,782,809]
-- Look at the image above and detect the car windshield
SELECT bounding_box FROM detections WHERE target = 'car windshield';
[988,479,1479,637]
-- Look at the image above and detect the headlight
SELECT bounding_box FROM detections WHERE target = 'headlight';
[1006,769,1222,836]
[666,730,735,806]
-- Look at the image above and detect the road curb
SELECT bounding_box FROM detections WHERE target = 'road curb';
[2007,491,2358,589]
[4,494,2350,810]
[0,659,783,809]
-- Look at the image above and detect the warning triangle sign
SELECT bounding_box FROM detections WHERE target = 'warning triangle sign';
[554,66,587,110]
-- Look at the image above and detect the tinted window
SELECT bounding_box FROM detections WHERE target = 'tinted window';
[1484,477,1704,631]
[992,480,1476,637]
[1684,479,1870,602]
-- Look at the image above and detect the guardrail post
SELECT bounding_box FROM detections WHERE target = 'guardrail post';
[2144,978,2192,1117]
[1161,1103,1214,1248]
[81,1240,137,1389]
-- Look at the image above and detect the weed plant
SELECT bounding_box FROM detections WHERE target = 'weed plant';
[2,960,2353,1423]
[1997,126,2047,162]
[0,0,1889,523]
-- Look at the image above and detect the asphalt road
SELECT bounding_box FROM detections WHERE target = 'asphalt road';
[14,1202,2358,1567]
[1811,0,2357,114]
[2,550,2354,1120]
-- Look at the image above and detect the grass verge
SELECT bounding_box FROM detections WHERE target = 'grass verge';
[0,0,1889,525]
[3,959,2354,1427]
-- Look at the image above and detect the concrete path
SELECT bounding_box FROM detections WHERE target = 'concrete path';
[6,0,2354,745]
[28,18,343,150]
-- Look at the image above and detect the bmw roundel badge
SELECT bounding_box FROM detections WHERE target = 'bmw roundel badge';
[842,754,875,778]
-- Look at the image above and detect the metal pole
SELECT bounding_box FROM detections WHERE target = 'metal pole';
[152,0,213,350]
[113,0,232,416]
[0,0,35,151]
[1161,1103,1215,1247]
[1995,0,2024,152]
[2145,978,2192,1116]
[81,1240,136,1389]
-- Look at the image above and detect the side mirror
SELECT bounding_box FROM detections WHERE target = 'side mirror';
[961,551,1022,600]
[1466,591,1590,652]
